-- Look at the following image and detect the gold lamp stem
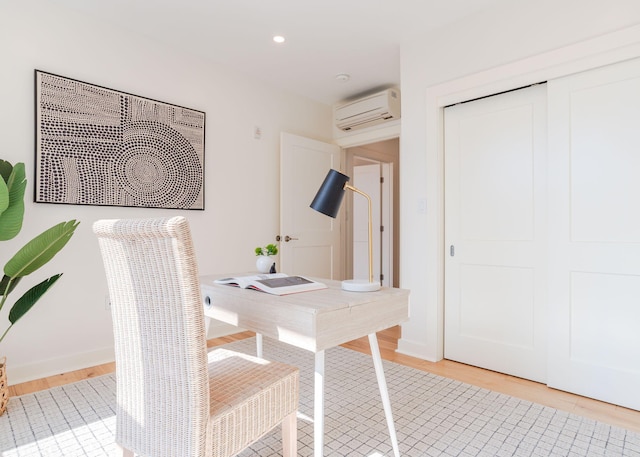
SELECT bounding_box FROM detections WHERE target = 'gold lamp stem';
[345,183,374,284]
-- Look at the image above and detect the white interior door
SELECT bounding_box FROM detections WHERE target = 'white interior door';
[353,163,382,284]
[280,132,342,278]
[547,58,640,411]
[444,84,548,383]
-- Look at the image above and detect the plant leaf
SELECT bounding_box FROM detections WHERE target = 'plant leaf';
[0,162,26,241]
[4,220,79,278]
[0,177,8,215]
[0,274,21,297]
[8,274,62,324]
[0,159,13,184]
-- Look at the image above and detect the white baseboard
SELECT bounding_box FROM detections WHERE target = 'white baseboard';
[396,338,439,363]
[7,322,244,386]
[7,347,116,386]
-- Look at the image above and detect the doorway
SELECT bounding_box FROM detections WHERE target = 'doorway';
[345,138,399,288]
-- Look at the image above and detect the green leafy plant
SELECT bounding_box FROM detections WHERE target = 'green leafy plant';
[254,243,278,256]
[0,160,79,344]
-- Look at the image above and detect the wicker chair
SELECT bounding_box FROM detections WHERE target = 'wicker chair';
[93,217,299,457]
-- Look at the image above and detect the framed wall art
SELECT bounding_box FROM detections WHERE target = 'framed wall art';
[34,70,205,210]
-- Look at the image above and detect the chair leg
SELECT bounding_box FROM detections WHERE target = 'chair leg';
[116,443,134,457]
[282,411,298,457]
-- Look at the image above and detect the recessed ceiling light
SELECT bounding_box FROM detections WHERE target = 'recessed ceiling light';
[273,35,285,44]
[335,73,351,82]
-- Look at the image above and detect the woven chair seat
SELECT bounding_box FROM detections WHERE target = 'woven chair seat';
[207,349,299,456]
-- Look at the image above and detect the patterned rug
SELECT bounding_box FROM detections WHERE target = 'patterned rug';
[1,337,639,456]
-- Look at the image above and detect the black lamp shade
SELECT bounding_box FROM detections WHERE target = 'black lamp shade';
[310,169,350,218]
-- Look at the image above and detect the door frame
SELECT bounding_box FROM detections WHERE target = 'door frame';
[405,25,640,362]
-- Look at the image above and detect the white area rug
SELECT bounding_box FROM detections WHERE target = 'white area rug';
[1,337,639,456]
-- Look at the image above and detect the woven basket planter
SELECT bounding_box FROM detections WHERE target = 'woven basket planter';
[0,357,8,416]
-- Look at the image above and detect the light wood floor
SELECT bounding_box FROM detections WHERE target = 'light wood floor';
[8,327,640,433]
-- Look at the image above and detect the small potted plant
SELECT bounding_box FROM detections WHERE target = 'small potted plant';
[255,243,278,273]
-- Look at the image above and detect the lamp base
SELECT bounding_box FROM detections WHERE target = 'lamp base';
[341,279,381,292]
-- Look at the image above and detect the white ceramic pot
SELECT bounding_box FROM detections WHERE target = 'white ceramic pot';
[256,255,272,273]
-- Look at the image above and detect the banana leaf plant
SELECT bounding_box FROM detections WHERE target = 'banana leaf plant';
[0,159,78,344]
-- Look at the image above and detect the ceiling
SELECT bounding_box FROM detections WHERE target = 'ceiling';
[58,0,512,106]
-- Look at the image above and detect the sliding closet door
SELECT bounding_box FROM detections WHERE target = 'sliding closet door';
[547,58,640,411]
[444,84,548,383]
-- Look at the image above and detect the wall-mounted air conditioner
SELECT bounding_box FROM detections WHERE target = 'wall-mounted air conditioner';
[334,88,400,131]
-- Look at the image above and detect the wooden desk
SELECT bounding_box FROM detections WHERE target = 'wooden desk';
[201,274,410,457]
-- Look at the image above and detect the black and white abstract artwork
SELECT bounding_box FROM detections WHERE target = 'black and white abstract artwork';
[35,70,205,209]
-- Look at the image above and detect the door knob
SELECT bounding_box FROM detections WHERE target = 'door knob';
[284,235,298,242]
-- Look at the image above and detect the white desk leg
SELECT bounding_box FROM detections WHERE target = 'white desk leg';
[314,350,325,457]
[256,333,263,358]
[368,333,400,457]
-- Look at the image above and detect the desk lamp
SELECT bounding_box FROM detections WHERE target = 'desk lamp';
[310,169,380,292]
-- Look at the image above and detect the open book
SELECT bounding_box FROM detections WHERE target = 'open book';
[214,273,327,296]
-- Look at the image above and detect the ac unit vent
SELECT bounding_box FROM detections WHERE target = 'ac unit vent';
[335,89,401,131]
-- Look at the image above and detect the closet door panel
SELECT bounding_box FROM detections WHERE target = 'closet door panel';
[547,57,640,411]
[444,84,548,383]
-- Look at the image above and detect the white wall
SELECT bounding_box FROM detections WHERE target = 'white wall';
[398,0,640,361]
[0,0,332,383]
[5,0,640,384]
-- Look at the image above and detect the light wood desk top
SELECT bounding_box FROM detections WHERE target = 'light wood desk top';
[200,274,410,352]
